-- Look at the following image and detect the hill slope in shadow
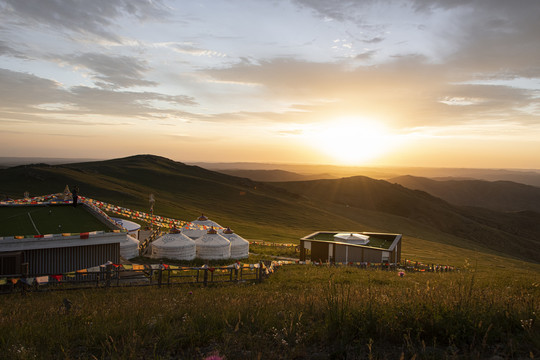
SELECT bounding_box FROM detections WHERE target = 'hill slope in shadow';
[272,176,540,263]
[391,175,540,213]
[0,155,363,242]
[1,155,539,263]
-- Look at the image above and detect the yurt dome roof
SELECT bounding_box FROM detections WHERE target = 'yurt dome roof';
[195,228,231,259]
[151,232,196,260]
[195,227,230,246]
[197,214,208,221]
[153,232,195,248]
[112,218,141,232]
[220,227,249,259]
[220,228,248,243]
[191,213,222,228]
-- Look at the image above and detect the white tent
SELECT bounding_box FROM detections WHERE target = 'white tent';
[182,214,222,239]
[120,234,140,260]
[220,227,249,259]
[151,232,196,260]
[112,218,141,239]
[333,233,370,245]
[195,227,231,260]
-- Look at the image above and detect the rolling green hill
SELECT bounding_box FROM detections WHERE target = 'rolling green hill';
[1,155,539,265]
[0,155,363,242]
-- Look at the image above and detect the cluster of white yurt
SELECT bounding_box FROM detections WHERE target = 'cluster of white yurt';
[120,234,140,260]
[182,214,222,240]
[220,227,249,259]
[195,227,231,260]
[148,214,249,261]
[151,231,196,261]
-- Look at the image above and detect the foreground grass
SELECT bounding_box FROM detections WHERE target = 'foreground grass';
[1,265,538,359]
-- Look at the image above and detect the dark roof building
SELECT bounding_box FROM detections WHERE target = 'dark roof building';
[300,231,402,264]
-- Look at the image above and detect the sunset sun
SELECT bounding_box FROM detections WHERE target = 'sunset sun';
[306,117,394,165]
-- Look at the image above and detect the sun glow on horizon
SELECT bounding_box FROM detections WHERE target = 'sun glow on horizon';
[304,117,399,165]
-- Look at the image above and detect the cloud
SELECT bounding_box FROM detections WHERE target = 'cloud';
[0,69,68,109]
[166,43,227,58]
[56,52,157,89]
[0,69,197,121]
[69,86,197,117]
[363,37,384,44]
[163,133,201,142]
[277,129,304,136]
[0,40,27,59]
[1,0,169,43]
[355,50,377,60]
[291,0,360,22]
[198,55,539,129]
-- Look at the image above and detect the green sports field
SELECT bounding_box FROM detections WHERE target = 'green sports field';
[0,205,112,237]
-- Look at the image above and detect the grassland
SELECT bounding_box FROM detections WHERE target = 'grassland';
[1,156,539,358]
[0,264,538,359]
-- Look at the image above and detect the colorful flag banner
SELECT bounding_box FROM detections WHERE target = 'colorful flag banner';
[36,276,49,285]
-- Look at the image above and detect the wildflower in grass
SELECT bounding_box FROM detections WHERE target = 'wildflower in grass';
[188,290,193,295]
[398,271,405,277]
[204,352,224,360]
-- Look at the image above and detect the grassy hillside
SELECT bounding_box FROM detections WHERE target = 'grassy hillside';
[2,155,540,264]
[271,176,540,263]
[0,155,362,242]
[391,175,540,212]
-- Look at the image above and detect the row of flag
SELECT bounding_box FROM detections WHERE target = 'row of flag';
[249,241,298,247]
[0,259,455,287]
[82,196,215,231]
[0,261,277,287]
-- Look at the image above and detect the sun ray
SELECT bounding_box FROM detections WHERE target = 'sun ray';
[304,117,396,165]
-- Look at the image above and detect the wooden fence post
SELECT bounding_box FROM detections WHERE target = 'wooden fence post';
[158,266,163,288]
[203,268,208,286]
[105,263,112,288]
[21,262,29,295]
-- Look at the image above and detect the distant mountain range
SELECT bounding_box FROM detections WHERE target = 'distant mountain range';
[204,163,540,187]
[3,157,540,186]
[1,155,539,263]
[216,169,338,182]
[391,175,540,213]
[0,157,100,169]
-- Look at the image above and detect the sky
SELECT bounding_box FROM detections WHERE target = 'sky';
[1,0,540,169]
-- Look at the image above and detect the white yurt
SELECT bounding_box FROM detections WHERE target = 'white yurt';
[120,234,140,259]
[182,214,223,239]
[151,231,196,260]
[334,233,370,245]
[195,227,231,260]
[112,218,142,239]
[220,227,249,259]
